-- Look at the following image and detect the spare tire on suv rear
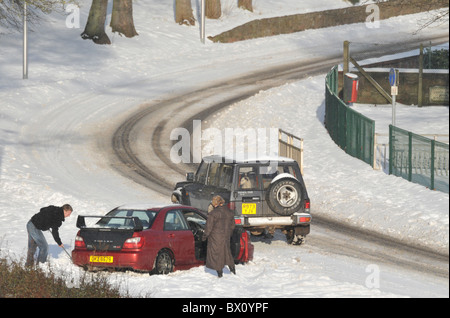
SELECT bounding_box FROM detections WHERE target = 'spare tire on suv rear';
[266,177,303,216]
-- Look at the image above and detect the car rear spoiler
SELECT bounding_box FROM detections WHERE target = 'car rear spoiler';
[76,215,144,231]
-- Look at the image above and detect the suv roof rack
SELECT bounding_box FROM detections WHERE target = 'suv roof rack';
[202,155,294,164]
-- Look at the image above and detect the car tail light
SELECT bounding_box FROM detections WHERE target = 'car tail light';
[234,216,244,225]
[74,231,86,249]
[228,201,235,211]
[299,216,311,223]
[304,199,310,211]
[123,233,145,249]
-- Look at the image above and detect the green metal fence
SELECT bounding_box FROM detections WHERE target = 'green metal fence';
[389,125,449,193]
[325,66,375,166]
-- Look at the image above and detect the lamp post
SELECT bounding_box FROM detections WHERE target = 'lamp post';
[23,0,28,79]
[200,0,205,44]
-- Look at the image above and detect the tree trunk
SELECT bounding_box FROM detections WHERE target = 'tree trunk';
[206,0,221,19]
[238,0,253,12]
[81,0,111,45]
[175,0,195,26]
[110,0,138,37]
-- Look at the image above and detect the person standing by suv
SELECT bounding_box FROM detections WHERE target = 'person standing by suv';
[26,204,73,266]
[203,196,236,278]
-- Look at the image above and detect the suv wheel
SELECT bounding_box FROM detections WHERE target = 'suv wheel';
[266,178,303,216]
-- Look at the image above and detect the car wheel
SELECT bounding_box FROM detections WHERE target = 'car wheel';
[152,250,174,275]
[266,178,303,216]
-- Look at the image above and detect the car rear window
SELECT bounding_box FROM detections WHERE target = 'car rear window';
[103,209,158,229]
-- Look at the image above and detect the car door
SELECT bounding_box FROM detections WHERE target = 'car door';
[180,208,207,261]
[163,210,195,265]
[186,160,209,210]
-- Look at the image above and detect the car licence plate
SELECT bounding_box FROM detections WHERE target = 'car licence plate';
[242,203,256,214]
[90,255,113,263]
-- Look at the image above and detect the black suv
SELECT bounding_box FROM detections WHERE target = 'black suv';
[172,156,311,245]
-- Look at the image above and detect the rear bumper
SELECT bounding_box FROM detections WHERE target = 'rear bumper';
[238,212,311,228]
[72,249,154,272]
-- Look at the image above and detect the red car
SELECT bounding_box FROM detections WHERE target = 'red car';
[72,204,253,274]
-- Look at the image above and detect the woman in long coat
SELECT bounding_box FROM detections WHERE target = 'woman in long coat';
[203,195,236,277]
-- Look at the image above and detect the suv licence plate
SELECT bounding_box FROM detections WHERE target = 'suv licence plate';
[90,256,113,263]
[242,203,256,214]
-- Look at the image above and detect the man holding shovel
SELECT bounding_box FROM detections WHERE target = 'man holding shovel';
[26,204,73,266]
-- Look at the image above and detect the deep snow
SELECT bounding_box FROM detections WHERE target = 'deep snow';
[0,0,448,298]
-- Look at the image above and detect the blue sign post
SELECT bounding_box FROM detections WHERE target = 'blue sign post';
[389,68,397,86]
[389,68,399,126]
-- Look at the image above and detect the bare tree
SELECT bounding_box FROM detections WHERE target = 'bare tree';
[175,0,195,25]
[206,0,221,19]
[238,0,252,12]
[414,8,449,34]
[81,0,110,44]
[0,0,71,31]
[110,0,138,37]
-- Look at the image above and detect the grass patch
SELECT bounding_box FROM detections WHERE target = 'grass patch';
[0,254,129,298]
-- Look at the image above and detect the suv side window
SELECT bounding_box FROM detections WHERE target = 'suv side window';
[195,161,209,184]
[238,166,260,190]
[207,162,220,186]
[218,164,233,190]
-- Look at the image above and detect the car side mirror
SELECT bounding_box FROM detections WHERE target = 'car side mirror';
[186,172,194,182]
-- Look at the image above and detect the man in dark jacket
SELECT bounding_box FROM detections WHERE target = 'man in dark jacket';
[203,196,236,278]
[26,204,73,266]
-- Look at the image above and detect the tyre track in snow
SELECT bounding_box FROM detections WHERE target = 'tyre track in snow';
[109,36,449,280]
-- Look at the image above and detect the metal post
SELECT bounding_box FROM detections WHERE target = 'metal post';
[418,44,423,107]
[408,132,412,182]
[389,125,393,175]
[23,1,28,79]
[430,140,435,190]
[343,41,349,75]
[392,94,396,126]
[200,0,205,44]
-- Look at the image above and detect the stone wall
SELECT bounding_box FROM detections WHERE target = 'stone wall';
[338,70,449,106]
[208,0,448,43]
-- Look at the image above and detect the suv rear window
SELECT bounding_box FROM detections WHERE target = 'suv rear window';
[260,165,297,189]
[238,166,260,190]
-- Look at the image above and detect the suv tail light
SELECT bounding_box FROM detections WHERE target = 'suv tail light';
[298,216,311,223]
[234,216,244,225]
[304,199,310,211]
[74,230,86,249]
[123,233,145,249]
[228,201,236,211]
